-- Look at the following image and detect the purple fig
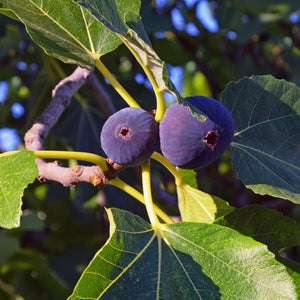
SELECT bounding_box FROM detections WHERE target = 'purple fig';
[100,107,158,167]
[159,96,234,169]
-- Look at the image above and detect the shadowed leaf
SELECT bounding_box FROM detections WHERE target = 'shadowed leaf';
[222,75,300,203]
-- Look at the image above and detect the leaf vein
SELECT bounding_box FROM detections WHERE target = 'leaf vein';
[234,114,298,136]
[163,227,292,298]
[97,231,157,299]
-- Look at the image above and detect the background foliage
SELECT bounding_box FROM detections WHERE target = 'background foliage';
[0,0,299,299]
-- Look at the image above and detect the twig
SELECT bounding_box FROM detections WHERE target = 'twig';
[24,66,120,188]
[24,66,91,151]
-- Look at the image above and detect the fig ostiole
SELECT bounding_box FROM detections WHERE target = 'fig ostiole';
[159,96,234,169]
[100,107,159,167]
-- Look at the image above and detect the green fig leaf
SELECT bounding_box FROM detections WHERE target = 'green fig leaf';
[215,204,300,295]
[52,99,104,155]
[215,204,300,254]
[222,75,300,203]
[0,150,38,229]
[68,208,297,299]
[179,168,198,189]
[73,0,182,100]
[177,183,234,223]
[0,0,123,68]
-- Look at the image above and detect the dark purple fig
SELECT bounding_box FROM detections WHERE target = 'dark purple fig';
[100,107,158,167]
[159,96,234,169]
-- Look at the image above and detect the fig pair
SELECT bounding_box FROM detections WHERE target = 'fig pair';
[100,96,234,169]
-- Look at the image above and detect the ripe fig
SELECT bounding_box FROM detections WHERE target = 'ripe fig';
[159,96,234,169]
[100,107,158,167]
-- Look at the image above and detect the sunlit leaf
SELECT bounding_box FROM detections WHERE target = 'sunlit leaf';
[222,75,300,203]
[209,204,300,298]
[215,204,300,254]
[0,0,122,68]
[177,183,234,223]
[179,168,197,188]
[0,150,38,229]
[69,208,297,299]
[74,0,182,100]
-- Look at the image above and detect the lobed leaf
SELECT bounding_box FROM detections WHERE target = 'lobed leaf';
[69,208,297,300]
[222,75,300,203]
[0,0,123,68]
[0,150,38,228]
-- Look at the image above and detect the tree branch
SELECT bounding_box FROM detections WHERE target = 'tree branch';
[25,66,91,151]
[24,66,120,188]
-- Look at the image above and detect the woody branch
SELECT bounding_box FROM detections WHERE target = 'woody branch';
[24,66,120,188]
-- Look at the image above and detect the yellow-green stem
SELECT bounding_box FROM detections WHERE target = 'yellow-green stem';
[154,91,165,123]
[117,35,165,122]
[151,152,183,187]
[141,160,160,226]
[109,177,173,224]
[95,58,140,108]
[0,150,108,171]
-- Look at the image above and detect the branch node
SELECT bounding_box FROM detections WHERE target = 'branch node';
[52,160,61,167]
[62,97,70,107]
[37,175,47,183]
[105,158,124,179]
[72,165,84,176]
[90,175,105,188]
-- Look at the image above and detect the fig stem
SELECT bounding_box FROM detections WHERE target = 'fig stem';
[141,160,160,226]
[151,152,183,187]
[109,177,173,224]
[117,35,165,123]
[0,150,108,171]
[2,151,173,223]
[95,58,141,109]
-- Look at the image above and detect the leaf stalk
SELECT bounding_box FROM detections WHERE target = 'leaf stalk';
[109,177,173,224]
[151,152,183,187]
[141,160,160,226]
[95,58,141,108]
[117,35,165,122]
[0,150,108,171]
